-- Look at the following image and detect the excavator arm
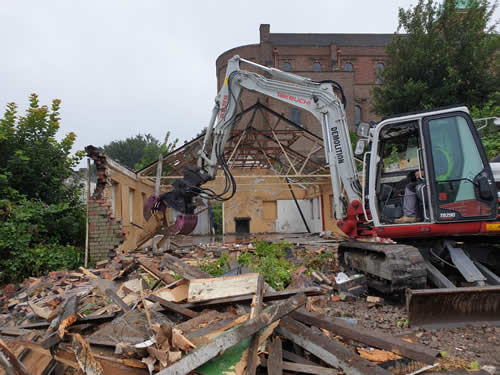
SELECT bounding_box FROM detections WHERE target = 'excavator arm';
[162,55,361,220]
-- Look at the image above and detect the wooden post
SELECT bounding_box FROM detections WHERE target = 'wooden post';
[84,157,90,268]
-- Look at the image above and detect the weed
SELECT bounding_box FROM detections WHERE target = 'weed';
[237,240,296,290]
[200,253,230,277]
[396,319,409,328]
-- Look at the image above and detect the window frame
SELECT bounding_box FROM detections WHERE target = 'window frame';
[312,61,321,72]
[343,62,353,72]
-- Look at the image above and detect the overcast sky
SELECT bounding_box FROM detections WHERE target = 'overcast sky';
[1,0,498,166]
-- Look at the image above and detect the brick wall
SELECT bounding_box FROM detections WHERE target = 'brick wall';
[215,25,389,129]
[87,199,124,264]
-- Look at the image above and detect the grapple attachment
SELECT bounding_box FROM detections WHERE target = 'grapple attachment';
[170,214,198,235]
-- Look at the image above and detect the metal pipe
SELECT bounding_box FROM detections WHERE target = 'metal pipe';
[286,177,311,233]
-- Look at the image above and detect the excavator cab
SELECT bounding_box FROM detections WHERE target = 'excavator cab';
[368,106,498,234]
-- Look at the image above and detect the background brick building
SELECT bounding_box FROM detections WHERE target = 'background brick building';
[216,24,393,132]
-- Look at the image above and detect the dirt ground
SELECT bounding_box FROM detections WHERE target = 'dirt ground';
[326,298,500,370]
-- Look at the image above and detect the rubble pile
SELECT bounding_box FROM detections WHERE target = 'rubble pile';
[0,239,489,375]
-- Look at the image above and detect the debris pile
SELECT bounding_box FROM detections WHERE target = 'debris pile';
[0,239,489,374]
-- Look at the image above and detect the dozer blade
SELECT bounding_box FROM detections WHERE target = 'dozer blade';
[406,286,500,329]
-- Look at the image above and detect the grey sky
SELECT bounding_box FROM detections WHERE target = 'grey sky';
[1,0,498,164]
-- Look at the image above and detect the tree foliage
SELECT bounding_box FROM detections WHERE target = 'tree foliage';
[103,132,179,170]
[470,93,500,159]
[0,94,85,282]
[373,0,500,116]
[0,94,84,203]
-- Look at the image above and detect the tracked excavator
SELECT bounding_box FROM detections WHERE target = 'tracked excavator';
[149,55,500,327]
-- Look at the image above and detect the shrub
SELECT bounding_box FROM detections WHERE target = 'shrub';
[0,198,84,283]
[238,241,296,290]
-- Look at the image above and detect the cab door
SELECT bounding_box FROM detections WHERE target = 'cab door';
[422,112,497,222]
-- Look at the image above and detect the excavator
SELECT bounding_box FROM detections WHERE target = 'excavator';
[149,55,500,327]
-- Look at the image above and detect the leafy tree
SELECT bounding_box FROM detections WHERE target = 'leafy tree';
[470,92,500,159]
[134,131,179,170]
[0,94,85,282]
[102,132,178,170]
[373,0,500,115]
[0,94,83,204]
[102,134,156,170]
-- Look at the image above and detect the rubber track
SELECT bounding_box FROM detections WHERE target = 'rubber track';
[339,241,427,293]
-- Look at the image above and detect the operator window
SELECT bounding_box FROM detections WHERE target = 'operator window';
[380,123,421,175]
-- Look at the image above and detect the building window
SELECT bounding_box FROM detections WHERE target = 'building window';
[111,181,119,217]
[129,188,134,224]
[312,62,321,72]
[263,201,277,220]
[282,62,291,72]
[344,62,353,72]
[355,105,362,126]
[290,107,301,125]
[376,62,385,84]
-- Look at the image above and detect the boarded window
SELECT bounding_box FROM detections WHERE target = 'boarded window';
[282,62,292,72]
[263,201,277,220]
[312,62,321,72]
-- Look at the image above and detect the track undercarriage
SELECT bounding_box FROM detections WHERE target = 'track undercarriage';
[338,238,500,327]
[338,241,427,294]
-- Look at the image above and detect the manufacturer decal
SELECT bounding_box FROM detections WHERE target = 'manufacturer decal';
[330,127,344,164]
[219,95,228,119]
[440,212,456,219]
[277,92,311,105]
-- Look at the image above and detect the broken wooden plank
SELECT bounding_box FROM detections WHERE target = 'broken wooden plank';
[188,313,250,346]
[71,334,105,375]
[282,349,316,366]
[0,328,34,337]
[112,261,138,281]
[181,287,322,308]
[16,340,149,374]
[291,309,438,364]
[246,274,264,375]
[175,310,220,333]
[79,267,99,279]
[163,253,210,280]
[57,295,79,338]
[157,293,307,375]
[267,337,283,375]
[27,301,55,321]
[11,314,117,332]
[146,294,198,318]
[262,359,338,375]
[196,320,280,375]
[154,283,189,303]
[105,288,131,312]
[0,338,30,375]
[138,258,176,285]
[278,317,391,375]
[188,273,260,303]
